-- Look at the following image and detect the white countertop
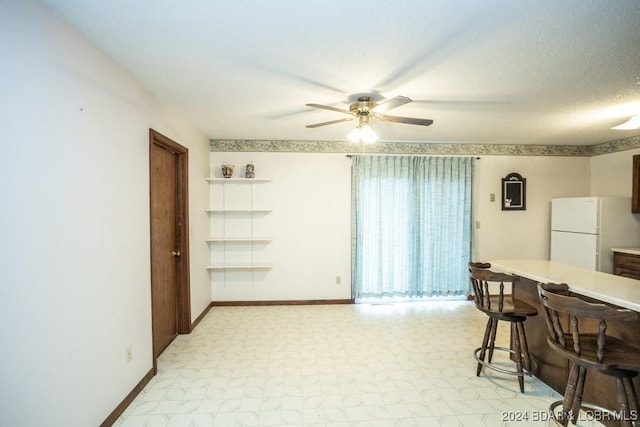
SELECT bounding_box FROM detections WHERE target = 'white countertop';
[611,247,640,256]
[490,259,640,312]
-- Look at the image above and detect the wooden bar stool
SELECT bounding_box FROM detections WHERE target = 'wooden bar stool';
[469,262,538,393]
[538,282,640,426]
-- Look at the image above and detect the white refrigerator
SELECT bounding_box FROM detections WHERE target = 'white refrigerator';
[550,197,640,273]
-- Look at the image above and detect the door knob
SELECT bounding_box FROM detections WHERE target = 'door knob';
[171,250,181,257]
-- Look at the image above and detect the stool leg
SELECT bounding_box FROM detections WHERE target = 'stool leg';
[487,318,498,363]
[516,321,532,373]
[560,363,580,426]
[511,322,524,393]
[622,377,640,427]
[617,377,632,427]
[570,366,586,425]
[477,317,493,376]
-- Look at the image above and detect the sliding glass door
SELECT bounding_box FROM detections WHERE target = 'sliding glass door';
[352,155,475,300]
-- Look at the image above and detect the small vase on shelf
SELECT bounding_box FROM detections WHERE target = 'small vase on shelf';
[221,164,234,178]
[245,163,255,178]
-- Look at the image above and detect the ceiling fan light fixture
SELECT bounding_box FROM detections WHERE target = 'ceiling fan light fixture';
[361,124,378,143]
[348,124,378,143]
[612,115,640,130]
[305,95,432,139]
[347,127,361,142]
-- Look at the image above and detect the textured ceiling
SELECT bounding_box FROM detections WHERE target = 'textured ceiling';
[40,0,640,145]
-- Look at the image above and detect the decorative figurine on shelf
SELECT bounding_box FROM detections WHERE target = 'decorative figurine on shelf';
[221,164,234,178]
[245,163,255,178]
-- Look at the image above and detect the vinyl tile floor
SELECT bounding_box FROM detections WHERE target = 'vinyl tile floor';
[114,300,605,427]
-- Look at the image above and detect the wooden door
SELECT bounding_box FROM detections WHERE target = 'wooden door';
[149,129,191,368]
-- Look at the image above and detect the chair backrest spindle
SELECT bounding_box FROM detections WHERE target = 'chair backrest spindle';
[597,319,606,363]
[570,315,580,356]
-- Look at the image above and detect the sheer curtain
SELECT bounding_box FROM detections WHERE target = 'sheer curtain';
[351,155,475,300]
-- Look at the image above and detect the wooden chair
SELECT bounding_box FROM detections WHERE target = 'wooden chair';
[469,262,538,393]
[538,282,640,426]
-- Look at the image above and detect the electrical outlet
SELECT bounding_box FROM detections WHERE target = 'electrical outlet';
[336,276,341,285]
[126,346,133,363]
[490,193,496,202]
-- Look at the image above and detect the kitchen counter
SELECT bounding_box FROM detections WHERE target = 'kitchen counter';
[611,248,640,280]
[490,259,640,311]
[611,247,640,256]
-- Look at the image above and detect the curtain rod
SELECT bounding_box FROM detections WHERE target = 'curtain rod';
[345,154,481,159]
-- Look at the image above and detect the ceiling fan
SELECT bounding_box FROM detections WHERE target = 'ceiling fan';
[305,95,434,130]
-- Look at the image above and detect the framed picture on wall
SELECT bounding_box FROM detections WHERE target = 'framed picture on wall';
[502,172,526,211]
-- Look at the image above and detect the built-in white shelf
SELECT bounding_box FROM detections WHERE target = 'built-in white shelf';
[207,175,273,279]
[206,264,272,271]
[206,237,272,243]
[206,178,271,183]
[206,209,272,213]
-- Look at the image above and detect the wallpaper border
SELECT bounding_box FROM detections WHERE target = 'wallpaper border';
[211,136,640,156]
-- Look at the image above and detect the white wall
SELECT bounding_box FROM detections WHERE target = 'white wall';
[591,148,640,197]
[0,2,210,425]
[207,152,600,301]
[473,155,590,261]
[208,152,353,301]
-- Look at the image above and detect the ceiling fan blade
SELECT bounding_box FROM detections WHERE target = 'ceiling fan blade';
[370,95,412,113]
[305,103,351,114]
[375,114,433,126]
[305,117,355,128]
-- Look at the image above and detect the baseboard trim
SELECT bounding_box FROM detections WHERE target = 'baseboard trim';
[101,302,213,426]
[190,302,213,331]
[211,299,355,306]
[100,367,154,427]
